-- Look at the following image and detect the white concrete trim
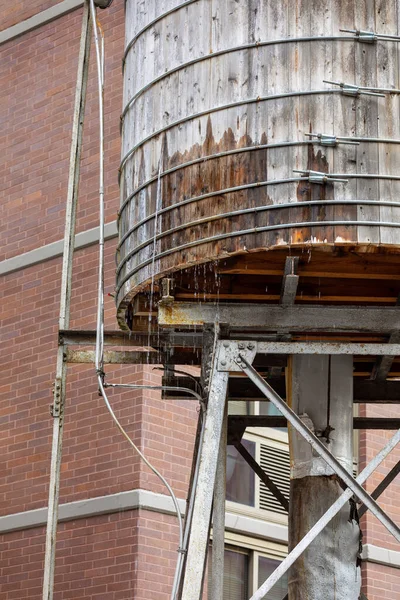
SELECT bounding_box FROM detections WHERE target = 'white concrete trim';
[0,220,118,276]
[1,490,398,569]
[0,488,287,546]
[0,0,83,46]
[362,543,400,569]
[225,512,288,545]
[0,489,185,534]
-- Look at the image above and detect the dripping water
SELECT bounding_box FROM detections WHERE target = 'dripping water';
[147,144,164,350]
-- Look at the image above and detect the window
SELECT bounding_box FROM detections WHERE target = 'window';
[226,440,256,507]
[258,556,288,600]
[223,548,249,600]
[226,434,290,518]
[208,547,288,600]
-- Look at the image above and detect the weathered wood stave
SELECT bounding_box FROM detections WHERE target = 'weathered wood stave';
[118,0,400,327]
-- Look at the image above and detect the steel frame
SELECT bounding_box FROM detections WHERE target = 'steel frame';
[215,340,400,600]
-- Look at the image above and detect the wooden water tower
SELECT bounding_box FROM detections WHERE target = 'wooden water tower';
[118,1,400,598]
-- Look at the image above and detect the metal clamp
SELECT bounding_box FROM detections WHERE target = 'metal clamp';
[50,378,63,418]
[340,28,400,43]
[293,169,348,184]
[217,341,257,372]
[305,132,359,147]
[340,28,377,43]
[324,80,386,98]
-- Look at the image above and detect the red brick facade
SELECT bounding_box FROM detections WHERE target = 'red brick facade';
[0,2,399,599]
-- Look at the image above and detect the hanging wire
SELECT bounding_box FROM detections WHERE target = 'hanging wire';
[89,3,185,593]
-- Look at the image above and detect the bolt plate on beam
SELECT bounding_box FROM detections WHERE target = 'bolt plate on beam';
[217,341,257,371]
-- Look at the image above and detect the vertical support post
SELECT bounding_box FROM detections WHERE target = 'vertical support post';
[181,341,229,600]
[42,4,91,599]
[288,355,361,600]
[210,401,227,599]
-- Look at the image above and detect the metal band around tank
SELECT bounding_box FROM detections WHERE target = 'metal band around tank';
[117,141,312,223]
[118,173,400,248]
[122,0,202,68]
[121,35,355,119]
[115,199,400,278]
[118,89,343,179]
[115,218,400,297]
[117,137,400,227]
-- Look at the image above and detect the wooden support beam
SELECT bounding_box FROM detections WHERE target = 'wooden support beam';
[280,257,299,306]
[158,303,400,333]
[370,332,400,381]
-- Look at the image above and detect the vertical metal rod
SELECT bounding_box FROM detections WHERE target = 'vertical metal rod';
[181,347,229,600]
[210,401,228,599]
[42,4,92,599]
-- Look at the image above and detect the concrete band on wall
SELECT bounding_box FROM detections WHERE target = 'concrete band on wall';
[0,221,118,276]
[0,489,398,569]
[0,0,84,46]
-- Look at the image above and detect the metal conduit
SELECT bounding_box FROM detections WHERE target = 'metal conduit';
[118,89,344,178]
[121,36,356,118]
[117,136,400,224]
[115,199,400,276]
[115,218,400,298]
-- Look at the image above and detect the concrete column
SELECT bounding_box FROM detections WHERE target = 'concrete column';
[288,355,361,600]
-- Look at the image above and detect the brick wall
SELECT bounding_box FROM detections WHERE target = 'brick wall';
[0,510,182,600]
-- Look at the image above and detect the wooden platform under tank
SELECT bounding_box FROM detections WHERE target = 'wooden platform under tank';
[125,245,400,326]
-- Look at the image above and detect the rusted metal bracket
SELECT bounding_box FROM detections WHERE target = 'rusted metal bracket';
[217,340,257,372]
[50,377,63,419]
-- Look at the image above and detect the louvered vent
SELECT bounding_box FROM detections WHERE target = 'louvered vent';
[259,444,290,515]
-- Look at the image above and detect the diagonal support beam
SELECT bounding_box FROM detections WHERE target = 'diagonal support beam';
[234,442,289,513]
[280,257,299,306]
[370,332,400,380]
[239,357,400,543]
[358,459,400,518]
[248,427,400,600]
[181,342,229,600]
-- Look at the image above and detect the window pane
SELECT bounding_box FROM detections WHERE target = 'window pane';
[223,549,248,600]
[226,439,255,506]
[259,401,287,432]
[258,556,288,600]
